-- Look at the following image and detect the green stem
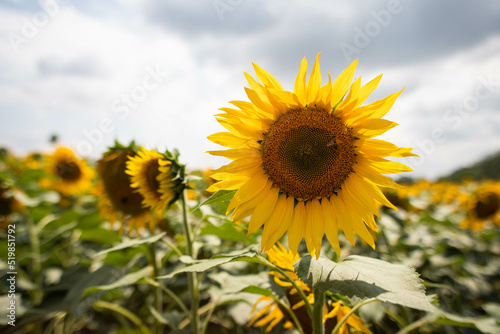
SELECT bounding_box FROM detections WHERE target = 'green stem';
[331,298,378,334]
[27,218,43,306]
[93,300,151,334]
[260,258,314,319]
[395,315,434,334]
[275,297,305,334]
[144,278,191,320]
[312,287,325,334]
[180,191,200,334]
[148,244,163,334]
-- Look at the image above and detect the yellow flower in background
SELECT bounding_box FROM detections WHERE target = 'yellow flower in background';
[126,148,179,215]
[41,146,94,195]
[324,301,373,334]
[208,53,416,256]
[248,243,372,333]
[460,181,500,230]
[97,144,155,235]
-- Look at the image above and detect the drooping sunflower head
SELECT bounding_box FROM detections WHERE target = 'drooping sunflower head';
[97,142,155,235]
[208,53,416,257]
[40,146,95,195]
[125,147,184,215]
[460,181,500,230]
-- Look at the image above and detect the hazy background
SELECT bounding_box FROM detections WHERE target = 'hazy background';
[1,0,499,180]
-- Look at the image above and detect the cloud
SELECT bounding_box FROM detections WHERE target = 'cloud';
[37,55,107,77]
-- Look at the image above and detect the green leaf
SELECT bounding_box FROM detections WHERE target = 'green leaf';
[157,245,264,279]
[239,285,275,298]
[294,255,433,312]
[192,189,237,213]
[96,232,166,255]
[429,310,500,333]
[83,267,153,298]
[79,227,121,245]
[200,220,254,243]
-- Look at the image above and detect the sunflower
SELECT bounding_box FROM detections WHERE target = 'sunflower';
[0,184,24,228]
[97,143,156,235]
[208,54,416,256]
[248,243,372,333]
[40,147,94,195]
[460,181,500,230]
[125,147,183,216]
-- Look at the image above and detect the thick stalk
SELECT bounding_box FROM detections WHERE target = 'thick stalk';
[312,287,325,334]
[180,192,200,334]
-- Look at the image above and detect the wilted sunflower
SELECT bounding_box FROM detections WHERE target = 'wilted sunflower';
[97,143,155,235]
[208,54,416,256]
[460,181,500,230]
[40,147,94,195]
[126,147,183,215]
[248,243,372,333]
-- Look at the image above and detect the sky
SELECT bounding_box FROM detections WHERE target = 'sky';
[1,0,499,180]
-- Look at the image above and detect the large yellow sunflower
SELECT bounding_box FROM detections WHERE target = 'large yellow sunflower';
[208,54,416,256]
[40,147,94,195]
[97,143,156,235]
[125,147,182,215]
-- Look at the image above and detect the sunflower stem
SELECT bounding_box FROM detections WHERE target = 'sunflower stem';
[27,218,43,308]
[331,298,377,334]
[312,287,325,334]
[259,257,314,319]
[148,243,163,334]
[180,191,200,334]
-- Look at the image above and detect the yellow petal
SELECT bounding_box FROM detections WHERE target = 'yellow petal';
[323,198,341,255]
[331,59,358,107]
[288,201,306,255]
[248,186,280,235]
[306,53,322,103]
[252,62,284,90]
[293,57,308,106]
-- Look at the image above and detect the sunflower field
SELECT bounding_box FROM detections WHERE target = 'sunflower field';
[1,57,500,334]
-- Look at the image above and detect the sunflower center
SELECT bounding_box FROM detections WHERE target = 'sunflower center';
[54,160,82,181]
[475,193,500,219]
[146,161,162,197]
[261,107,356,200]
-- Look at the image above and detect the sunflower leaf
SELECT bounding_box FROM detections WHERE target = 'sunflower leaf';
[294,255,434,312]
[96,232,166,256]
[192,189,237,213]
[157,245,264,279]
[82,267,153,298]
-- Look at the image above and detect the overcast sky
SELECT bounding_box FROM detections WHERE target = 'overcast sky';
[1,0,499,180]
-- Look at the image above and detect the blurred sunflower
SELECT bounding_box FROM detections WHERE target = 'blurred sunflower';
[248,243,372,333]
[97,142,155,235]
[0,184,24,228]
[126,147,183,215]
[40,147,94,195]
[460,181,500,230]
[208,53,416,256]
